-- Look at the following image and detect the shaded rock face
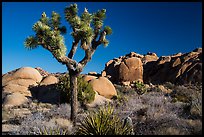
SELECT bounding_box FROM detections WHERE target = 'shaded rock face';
[29,84,60,104]
[29,75,60,104]
[143,48,202,85]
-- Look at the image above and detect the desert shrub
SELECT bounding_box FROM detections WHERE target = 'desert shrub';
[188,87,202,119]
[132,93,189,135]
[145,84,164,93]
[169,85,202,119]
[15,103,74,135]
[15,112,48,135]
[163,82,175,89]
[135,81,147,95]
[57,73,95,105]
[114,93,128,108]
[111,84,202,135]
[114,84,135,94]
[76,104,134,135]
[45,103,71,119]
[170,85,194,103]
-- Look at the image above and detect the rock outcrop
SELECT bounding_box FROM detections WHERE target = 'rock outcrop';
[40,75,59,86]
[86,92,112,108]
[143,48,202,84]
[89,77,117,99]
[103,54,144,85]
[35,67,49,77]
[2,67,43,108]
[3,93,29,109]
[82,75,97,82]
[2,67,117,108]
[103,48,202,85]
[118,57,143,83]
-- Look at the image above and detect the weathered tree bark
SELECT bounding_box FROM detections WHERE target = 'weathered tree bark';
[69,71,78,126]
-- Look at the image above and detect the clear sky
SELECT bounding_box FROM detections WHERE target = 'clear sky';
[2,2,202,74]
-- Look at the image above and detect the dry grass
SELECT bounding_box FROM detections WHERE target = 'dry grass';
[114,83,202,135]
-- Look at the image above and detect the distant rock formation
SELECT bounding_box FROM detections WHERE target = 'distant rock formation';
[2,48,201,108]
[102,48,202,85]
[144,48,202,85]
[102,51,158,85]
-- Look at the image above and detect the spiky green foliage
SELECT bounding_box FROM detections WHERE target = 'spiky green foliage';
[76,105,133,135]
[57,74,95,105]
[64,4,112,48]
[50,11,61,30]
[81,9,93,25]
[64,4,80,29]
[92,9,106,30]
[24,36,39,50]
[135,81,147,95]
[40,12,49,25]
[24,12,67,58]
[25,3,112,58]
[102,39,109,47]
[104,26,112,35]
[38,126,70,135]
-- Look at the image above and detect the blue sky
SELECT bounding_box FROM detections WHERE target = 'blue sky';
[2,2,202,74]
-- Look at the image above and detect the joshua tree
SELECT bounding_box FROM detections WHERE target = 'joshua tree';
[24,3,112,125]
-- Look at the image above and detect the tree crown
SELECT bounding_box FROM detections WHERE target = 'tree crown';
[25,3,112,72]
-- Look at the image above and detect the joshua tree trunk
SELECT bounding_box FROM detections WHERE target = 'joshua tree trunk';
[69,70,79,126]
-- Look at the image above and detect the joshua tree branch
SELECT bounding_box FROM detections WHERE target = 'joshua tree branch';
[92,31,106,49]
[68,38,80,59]
[93,29,100,42]
[40,43,77,70]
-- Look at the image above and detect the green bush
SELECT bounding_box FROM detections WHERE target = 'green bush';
[57,74,95,105]
[135,81,147,95]
[76,104,133,135]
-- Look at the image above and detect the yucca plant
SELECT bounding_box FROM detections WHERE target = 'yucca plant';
[76,105,134,135]
[37,126,70,135]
